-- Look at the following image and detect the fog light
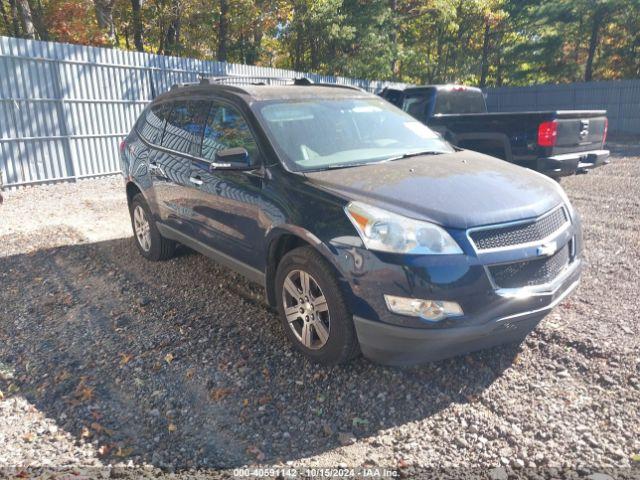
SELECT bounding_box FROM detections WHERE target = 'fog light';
[384,295,463,322]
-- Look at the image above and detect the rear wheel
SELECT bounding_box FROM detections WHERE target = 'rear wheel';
[129,193,176,261]
[276,246,360,365]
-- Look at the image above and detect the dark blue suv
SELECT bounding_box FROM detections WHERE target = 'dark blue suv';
[120,79,582,366]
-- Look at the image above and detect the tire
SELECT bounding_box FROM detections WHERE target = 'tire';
[275,246,360,365]
[129,193,176,261]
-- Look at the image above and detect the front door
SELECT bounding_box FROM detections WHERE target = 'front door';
[189,101,266,271]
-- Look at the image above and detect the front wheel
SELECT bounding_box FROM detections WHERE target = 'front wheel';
[276,246,360,365]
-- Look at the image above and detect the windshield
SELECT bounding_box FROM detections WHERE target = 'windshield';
[254,98,454,172]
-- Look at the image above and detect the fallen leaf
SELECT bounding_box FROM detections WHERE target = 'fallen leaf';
[0,390,4,401]
[257,394,272,405]
[185,368,196,380]
[164,353,174,364]
[22,433,36,443]
[242,398,249,407]
[247,445,265,462]
[80,427,92,439]
[631,454,640,463]
[76,386,94,402]
[115,446,134,457]
[54,370,70,383]
[97,445,111,456]
[210,387,233,401]
[168,423,177,432]
[119,353,134,366]
[91,422,103,432]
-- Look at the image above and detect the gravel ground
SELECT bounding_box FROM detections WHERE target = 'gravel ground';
[0,142,639,479]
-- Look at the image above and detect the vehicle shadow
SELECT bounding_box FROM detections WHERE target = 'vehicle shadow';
[0,237,521,470]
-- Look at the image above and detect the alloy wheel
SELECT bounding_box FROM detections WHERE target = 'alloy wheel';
[282,269,331,350]
[133,205,151,252]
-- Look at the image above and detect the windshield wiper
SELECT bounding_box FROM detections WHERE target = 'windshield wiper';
[306,159,389,172]
[304,150,445,172]
[384,150,445,162]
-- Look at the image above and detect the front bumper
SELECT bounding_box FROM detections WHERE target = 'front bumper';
[539,149,609,177]
[353,260,581,366]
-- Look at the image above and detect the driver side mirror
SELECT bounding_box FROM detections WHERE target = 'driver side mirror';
[211,147,251,170]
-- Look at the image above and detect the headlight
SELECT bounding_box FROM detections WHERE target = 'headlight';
[345,201,463,255]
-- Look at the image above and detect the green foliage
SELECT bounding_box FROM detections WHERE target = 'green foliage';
[1,0,638,85]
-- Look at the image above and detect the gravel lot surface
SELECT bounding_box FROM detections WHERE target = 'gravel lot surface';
[0,142,639,479]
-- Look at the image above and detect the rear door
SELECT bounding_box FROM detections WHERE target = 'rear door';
[149,100,208,235]
[189,100,266,271]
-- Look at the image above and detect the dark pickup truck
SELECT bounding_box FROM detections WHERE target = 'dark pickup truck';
[379,85,609,178]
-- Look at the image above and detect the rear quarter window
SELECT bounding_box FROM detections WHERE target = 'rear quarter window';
[138,103,172,144]
[433,90,486,114]
[161,101,209,156]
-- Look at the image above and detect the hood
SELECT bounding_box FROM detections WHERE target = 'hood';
[304,150,564,229]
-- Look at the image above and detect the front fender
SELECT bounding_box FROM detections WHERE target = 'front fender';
[263,224,347,307]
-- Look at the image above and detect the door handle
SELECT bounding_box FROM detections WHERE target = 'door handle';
[148,162,166,178]
[189,176,203,186]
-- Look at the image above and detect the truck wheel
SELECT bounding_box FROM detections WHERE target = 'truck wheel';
[129,193,176,261]
[276,246,360,365]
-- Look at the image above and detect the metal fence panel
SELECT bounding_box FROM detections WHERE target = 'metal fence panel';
[486,79,640,135]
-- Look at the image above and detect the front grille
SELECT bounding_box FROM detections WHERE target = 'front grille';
[489,243,571,289]
[470,207,568,251]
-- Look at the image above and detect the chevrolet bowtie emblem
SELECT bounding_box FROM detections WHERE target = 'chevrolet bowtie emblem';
[537,241,557,257]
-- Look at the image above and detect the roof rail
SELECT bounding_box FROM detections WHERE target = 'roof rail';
[198,75,309,86]
[194,75,366,92]
[169,81,200,91]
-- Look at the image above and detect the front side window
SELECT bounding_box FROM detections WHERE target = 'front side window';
[201,103,258,163]
[161,101,208,156]
[255,97,454,172]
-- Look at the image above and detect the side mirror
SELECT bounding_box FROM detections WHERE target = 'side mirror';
[211,147,251,170]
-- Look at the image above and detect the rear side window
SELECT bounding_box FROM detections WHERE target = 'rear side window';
[201,103,258,162]
[138,103,171,144]
[161,101,209,156]
[433,90,486,114]
[403,95,431,121]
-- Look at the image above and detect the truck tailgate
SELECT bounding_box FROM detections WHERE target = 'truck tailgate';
[552,111,607,155]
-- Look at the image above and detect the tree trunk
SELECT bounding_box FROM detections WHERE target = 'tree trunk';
[16,0,36,38]
[217,0,229,61]
[389,0,398,77]
[479,21,491,88]
[8,0,21,37]
[585,10,603,82]
[163,3,181,56]
[94,0,116,43]
[131,0,144,51]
